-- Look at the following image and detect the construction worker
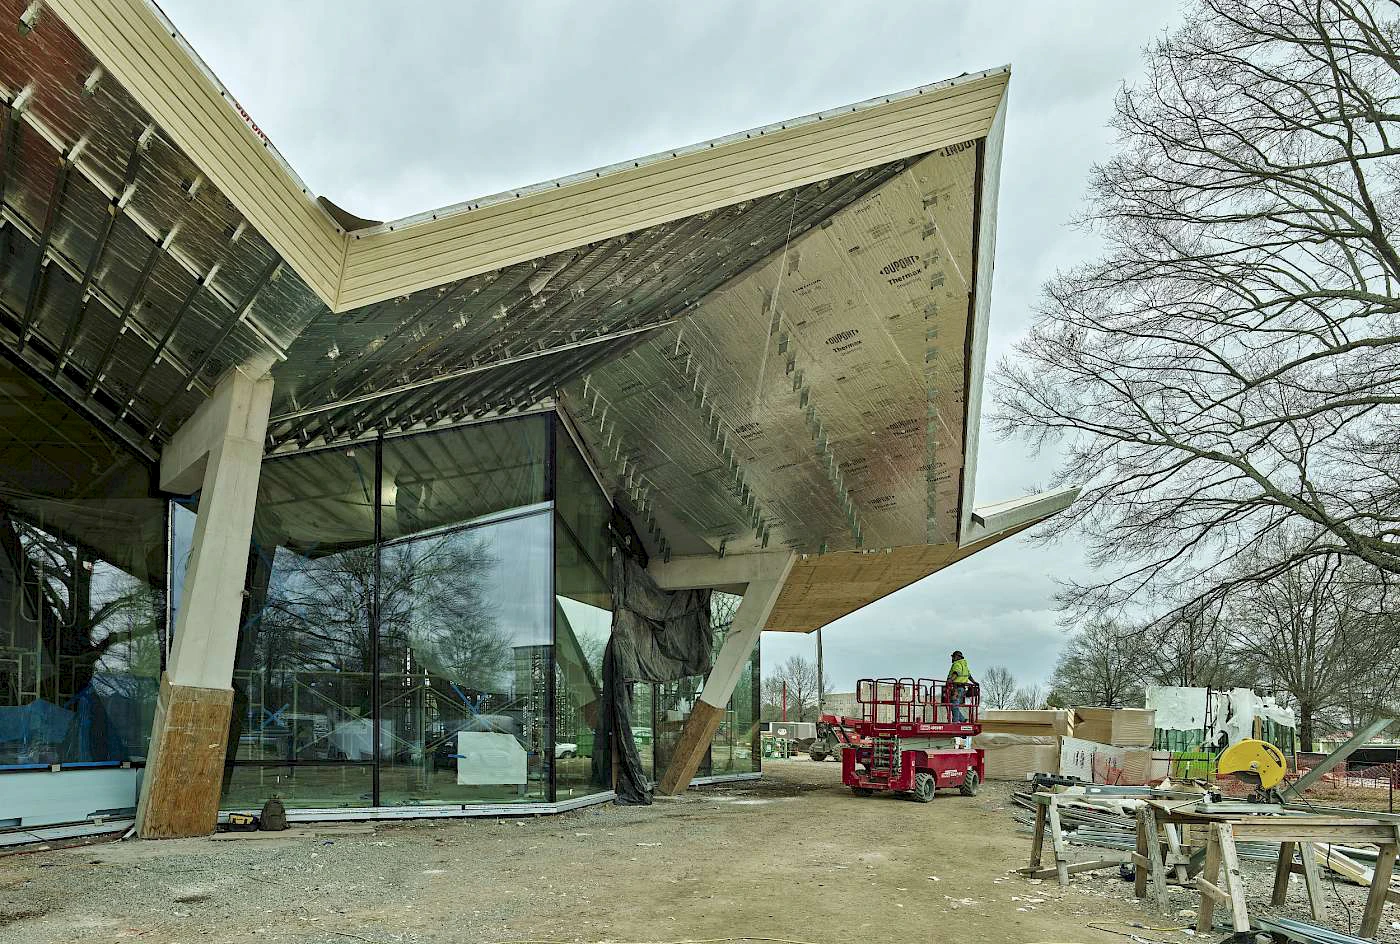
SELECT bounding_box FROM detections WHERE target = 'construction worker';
[947,650,975,722]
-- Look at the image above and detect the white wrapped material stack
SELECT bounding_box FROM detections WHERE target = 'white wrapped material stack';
[973,733,1061,780]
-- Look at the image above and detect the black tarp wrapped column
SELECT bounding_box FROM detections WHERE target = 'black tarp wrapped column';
[592,557,712,804]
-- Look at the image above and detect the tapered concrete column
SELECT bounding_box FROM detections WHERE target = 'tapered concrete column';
[136,370,273,839]
[653,551,795,795]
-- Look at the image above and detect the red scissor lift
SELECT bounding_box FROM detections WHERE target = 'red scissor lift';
[839,678,984,802]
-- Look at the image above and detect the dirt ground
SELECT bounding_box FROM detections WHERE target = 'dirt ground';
[1,759,1396,944]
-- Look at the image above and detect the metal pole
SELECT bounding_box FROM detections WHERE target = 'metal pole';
[782,681,787,722]
[816,627,824,718]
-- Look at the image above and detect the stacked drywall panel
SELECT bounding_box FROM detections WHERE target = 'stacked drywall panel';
[979,709,1074,738]
[973,733,1061,781]
[1071,708,1155,747]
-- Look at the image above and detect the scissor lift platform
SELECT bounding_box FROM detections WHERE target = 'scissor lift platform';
[836,677,984,802]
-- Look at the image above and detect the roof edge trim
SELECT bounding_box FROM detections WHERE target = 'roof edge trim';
[359,66,1012,237]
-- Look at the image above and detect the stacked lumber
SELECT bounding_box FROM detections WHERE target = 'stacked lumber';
[974,733,1061,780]
[981,709,1075,738]
[1072,707,1155,746]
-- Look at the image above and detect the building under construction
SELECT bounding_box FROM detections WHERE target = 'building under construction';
[0,0,1074,838]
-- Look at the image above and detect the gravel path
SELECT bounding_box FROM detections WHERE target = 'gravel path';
[0,764,1395,943]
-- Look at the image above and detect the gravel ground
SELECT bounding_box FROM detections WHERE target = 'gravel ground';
[0,764,1395,944]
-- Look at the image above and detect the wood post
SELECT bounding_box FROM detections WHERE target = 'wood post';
[1298,842,1326,922]
[1196,825,1224,934]
[1028,799,1047,871]
[1216,824,1251,934]
[1271,840,1295,906]
[653,552,794,796]
[1360,827,1400,938]
[136,371,272,839]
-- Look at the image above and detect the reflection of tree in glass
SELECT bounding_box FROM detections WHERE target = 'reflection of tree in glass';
[380,533,509,687]
[252,532,509,688]
[0,511,161,757]
[573,627,608,681]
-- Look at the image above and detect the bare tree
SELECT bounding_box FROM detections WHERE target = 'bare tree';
[981,665,1018,710]
[1139,601,1252,691]
[994,0,1400,622]
[1225,536,1400,750]
[1049,619,1146,708]
[762,655,820,722]
[1011,684,1047,710]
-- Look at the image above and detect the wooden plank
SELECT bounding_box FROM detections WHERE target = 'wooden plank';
[1298,842,1327,922]
[1216,824,1251,934]
[1163,820,1189,885]
[1271,841,1295,906]
[1231,825,1395,843]
[1020,858,1127,880]
[1360,836,1398,938]
[1145,807,1169,907]
[1048,798,1070,886]
[1197,828,1223,934]
[1134,807,1149,900]
[1195,876,1230,904]
[1028,799,1047,871]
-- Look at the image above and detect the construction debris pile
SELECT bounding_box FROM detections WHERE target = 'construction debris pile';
[1010,780,1400,939]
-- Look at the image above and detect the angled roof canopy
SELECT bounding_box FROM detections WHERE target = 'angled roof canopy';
[0,0,1074,632]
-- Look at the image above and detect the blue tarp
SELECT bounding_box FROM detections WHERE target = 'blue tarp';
[0,698,74,747]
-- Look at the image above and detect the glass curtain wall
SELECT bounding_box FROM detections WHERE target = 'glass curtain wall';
[553,423,612,800]
[215,408,753,810]
[378,420,551,805]
[222,413,560,810]
[649,592,761,781]
[0,360,166,774]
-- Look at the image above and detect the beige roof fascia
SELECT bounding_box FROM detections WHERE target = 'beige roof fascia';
[48,0,347,306]
[48,0,1009,315]
[337,69,1010,309]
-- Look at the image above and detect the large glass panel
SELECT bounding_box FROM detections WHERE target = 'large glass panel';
[0,360,165,772]
[553,424,614,799]
[651,592,762,782]
[707,592,759,775]
[377,417,552,805]
[223,446,377,810]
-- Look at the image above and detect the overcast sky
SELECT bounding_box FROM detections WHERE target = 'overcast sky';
[160,0,1183,692]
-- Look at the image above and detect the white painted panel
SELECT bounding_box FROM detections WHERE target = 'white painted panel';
[0,768,138,829]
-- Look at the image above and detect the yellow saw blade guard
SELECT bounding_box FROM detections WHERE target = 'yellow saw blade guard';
[1216,738,1287,791]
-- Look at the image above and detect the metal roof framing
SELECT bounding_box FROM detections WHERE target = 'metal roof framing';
[48,0,1008,312]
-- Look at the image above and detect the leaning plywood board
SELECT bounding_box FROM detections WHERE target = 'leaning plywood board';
[1060,736,1128,784]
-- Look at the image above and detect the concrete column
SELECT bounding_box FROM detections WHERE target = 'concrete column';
[135,370,273,839]
[653,551,794,796]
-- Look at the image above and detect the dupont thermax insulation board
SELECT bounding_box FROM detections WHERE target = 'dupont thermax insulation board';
[566,145,977,560]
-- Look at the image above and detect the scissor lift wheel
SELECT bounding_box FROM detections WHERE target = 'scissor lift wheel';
[912,772,936,803]
[960,768,980,797]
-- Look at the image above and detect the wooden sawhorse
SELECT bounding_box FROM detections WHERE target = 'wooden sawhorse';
[1020,792,1131,885]
[1162,815,1400,938]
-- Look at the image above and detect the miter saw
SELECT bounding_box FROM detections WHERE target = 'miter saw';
[1215,737,1289,803]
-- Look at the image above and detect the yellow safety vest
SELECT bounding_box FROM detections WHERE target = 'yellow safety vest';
[950,658,971,683]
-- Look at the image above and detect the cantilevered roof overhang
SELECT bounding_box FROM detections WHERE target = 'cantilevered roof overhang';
[0,0,1075,633]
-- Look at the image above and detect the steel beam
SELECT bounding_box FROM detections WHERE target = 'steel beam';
[55,145,142,374]
[17,160,71,351]
[85,235,165,397]
[148,258,282,434]
[1282,718,1395,799]
[269,317,675,427]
